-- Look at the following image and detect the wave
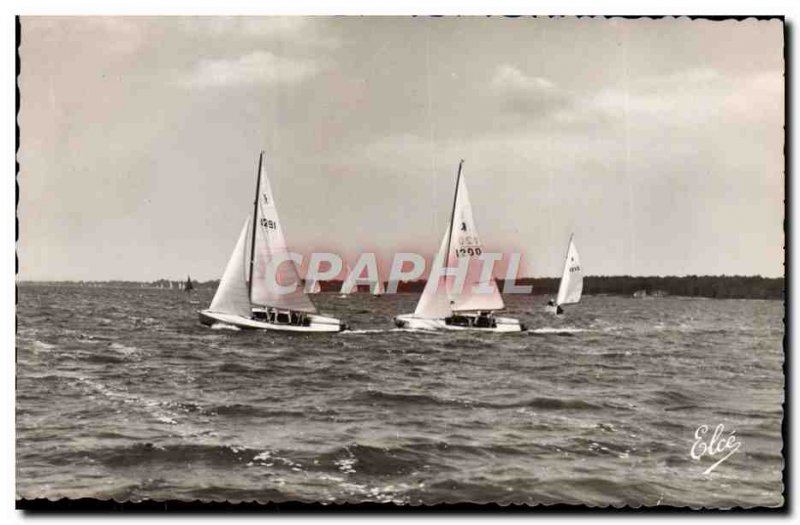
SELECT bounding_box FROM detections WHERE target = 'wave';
[109,342,141,357]
[202,404,310,419]
[76,377,184,426]
[44,442,403,477]
[217,362,256,374]
[82,352,128,364]
[352,389,606,411]
[31,340,56,351]
[46,442,266,469]
[315,442,449,477]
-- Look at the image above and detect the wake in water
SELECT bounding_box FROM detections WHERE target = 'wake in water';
[340,328,421,335]
[530,327,589,335]
[210,323,241,331]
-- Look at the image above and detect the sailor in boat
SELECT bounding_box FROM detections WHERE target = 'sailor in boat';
[443,310,497,329]
[251,307,312,327]
[474,310,496,328]
[546,298,564,315]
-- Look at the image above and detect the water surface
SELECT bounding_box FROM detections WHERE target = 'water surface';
[16,286,784,507]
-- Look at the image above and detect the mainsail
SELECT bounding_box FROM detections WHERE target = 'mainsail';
[249,153,317,313]
[414,161,504,318]
[446,168,504,312]
[556,235,583,306]
[209,219,252,317]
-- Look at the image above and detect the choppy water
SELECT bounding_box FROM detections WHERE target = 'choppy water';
[16,285,784,507]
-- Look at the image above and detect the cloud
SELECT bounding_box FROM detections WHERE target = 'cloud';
[177,51,321,88]
[180,16,338,48]
[490,65,571,114]
[571,68,782,128]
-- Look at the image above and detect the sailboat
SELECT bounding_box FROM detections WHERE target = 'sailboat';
[305,279,321,294]
[184,275,195,293]
[545,234,583,315]
[198,152,348,332]
[338,263,353,298]
[371,278,384,297]
[393,160,526,332]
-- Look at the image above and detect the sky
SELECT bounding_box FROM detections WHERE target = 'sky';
[17,16,784,281]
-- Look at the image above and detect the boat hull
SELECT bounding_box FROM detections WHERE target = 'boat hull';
[198,310,346,332]
[393,314,526,333]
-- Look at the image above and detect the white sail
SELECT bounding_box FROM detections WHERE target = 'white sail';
[372,278,384,296]
[414,230,453,318]
[445,169,504,312]
[249,154,317,313]
[209,219,252,317]
[306,279,321,294]
[556,235,583,306]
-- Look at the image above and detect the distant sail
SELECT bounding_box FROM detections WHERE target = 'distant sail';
[306,279,321,294]
[249,158,317,313]
[339,263,354,295]
[372,278,384,296]
[556,235,583,306]
[209,219,252,317]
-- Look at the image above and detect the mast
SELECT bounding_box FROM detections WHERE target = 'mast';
[563,233,574,267]
[442,159,464,301]
[248,152,264,301]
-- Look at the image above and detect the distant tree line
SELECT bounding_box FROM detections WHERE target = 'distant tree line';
[20,275,783,299]
[317,275,785,299]
[511,275,784,299]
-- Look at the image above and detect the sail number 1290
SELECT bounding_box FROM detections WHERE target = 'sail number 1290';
[455,247,482,257]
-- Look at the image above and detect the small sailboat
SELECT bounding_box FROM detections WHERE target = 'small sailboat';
[546,234,583,315]
[184,275,195,293]
[305,279,321,294]
[371,278,384,297]
[339,261,383,296]
[394,160,525,332]
[198,152,348,332]
[338,263,353,298]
